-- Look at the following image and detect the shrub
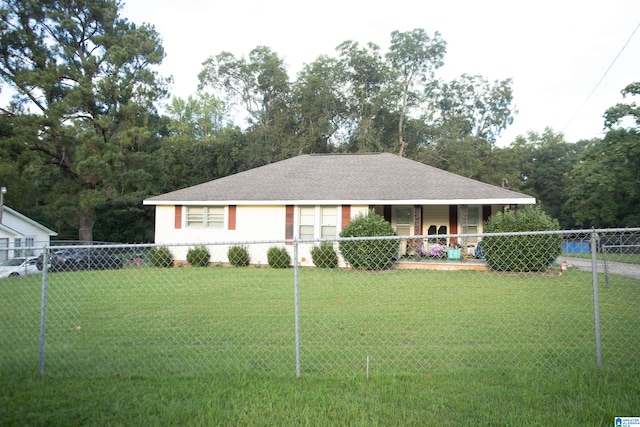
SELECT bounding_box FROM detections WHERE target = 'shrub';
[228,245,250,267]
[482,205,562,272]
[148,246,174,268]
[186,245,210,267]
[267,246,291,269]
[339,212,399,270]
[310,242,339,268]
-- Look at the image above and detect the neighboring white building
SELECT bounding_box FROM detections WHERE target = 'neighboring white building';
[0,205,58,260]
[144,153,536,265]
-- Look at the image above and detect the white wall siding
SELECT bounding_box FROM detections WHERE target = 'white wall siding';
[153,204,371,266]
[235,206,286,241]
[2,212,52,243]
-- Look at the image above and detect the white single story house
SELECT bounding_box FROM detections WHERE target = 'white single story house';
[144,153,536,265]
[0,205,58,260]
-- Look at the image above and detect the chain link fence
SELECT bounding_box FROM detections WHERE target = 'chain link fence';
[1,228,639,379]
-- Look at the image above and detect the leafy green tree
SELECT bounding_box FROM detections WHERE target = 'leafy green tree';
[516,129,586,228]
[0,0,169,241]
[194,30,514,170]
[335,40,393,152]
[431,74,515,144]
[471,136,530,193]
[0,113,40,216]
[198,47,296,164]
[167,93,227,140]
[292,56,344,153]
[566,83,640,227]
[158,93,245,191]
[604,82,640,128]
[419,74,516,179]
[290,30,446,156]
[386,28,446,157]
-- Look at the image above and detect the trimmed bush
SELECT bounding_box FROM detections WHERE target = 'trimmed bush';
[482,205,562,272]
[228,245,250,267]
[339,212,399,270]
[310,242,339,268]
[267,246,291,269]
[186,245,210,267]
[149,246,174,268]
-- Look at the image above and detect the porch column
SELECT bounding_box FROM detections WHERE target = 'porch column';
[414,205,422,235]
[460,205,468,247]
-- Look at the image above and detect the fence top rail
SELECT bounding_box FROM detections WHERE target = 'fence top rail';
[38,228,640,251]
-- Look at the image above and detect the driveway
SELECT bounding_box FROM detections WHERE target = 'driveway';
[561,257,640,281]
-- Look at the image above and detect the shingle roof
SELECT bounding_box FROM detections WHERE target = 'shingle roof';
[144,153,535,205]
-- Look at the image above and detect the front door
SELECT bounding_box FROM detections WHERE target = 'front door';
[394,206,412,236]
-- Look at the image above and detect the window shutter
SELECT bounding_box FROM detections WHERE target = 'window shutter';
[228,205,236,230]
[341,205,351,230]
[449,205,458,244]
[174,205,182,229]
[285,205,294,241]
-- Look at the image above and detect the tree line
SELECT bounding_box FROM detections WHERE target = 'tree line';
[0,0,637,242]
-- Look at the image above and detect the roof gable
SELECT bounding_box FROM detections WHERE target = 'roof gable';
[144,153,535,205]
[1,206,58,236]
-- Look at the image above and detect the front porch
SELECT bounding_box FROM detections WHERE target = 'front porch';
[395,237,488,271]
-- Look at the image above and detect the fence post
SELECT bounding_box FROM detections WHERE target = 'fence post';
[590,230,603,369]
[38,247,50,377]
[293,239,301,378]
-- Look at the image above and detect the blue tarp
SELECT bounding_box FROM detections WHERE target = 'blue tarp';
[563,242,590,254]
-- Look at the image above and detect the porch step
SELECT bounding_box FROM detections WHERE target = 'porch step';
[396,260,488,271]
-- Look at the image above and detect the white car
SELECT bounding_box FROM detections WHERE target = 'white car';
[0,257,40,278]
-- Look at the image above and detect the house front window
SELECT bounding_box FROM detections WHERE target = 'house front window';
[298,206,338,239]
[14,238,22,257]
[14,237,36,257]
[186,206,224,228]
[25,237,35,256]
[0,238,7,261]
[321,207,337,238]
[299,206,315,239]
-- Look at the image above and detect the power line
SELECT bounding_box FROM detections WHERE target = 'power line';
[562,20,640,134]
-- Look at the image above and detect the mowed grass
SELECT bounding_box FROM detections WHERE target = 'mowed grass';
[1,266,639,426]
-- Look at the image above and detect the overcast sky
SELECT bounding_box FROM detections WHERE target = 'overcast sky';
[122,0,640,146]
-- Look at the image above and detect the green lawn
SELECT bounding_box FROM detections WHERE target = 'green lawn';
[1,266,639,426]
